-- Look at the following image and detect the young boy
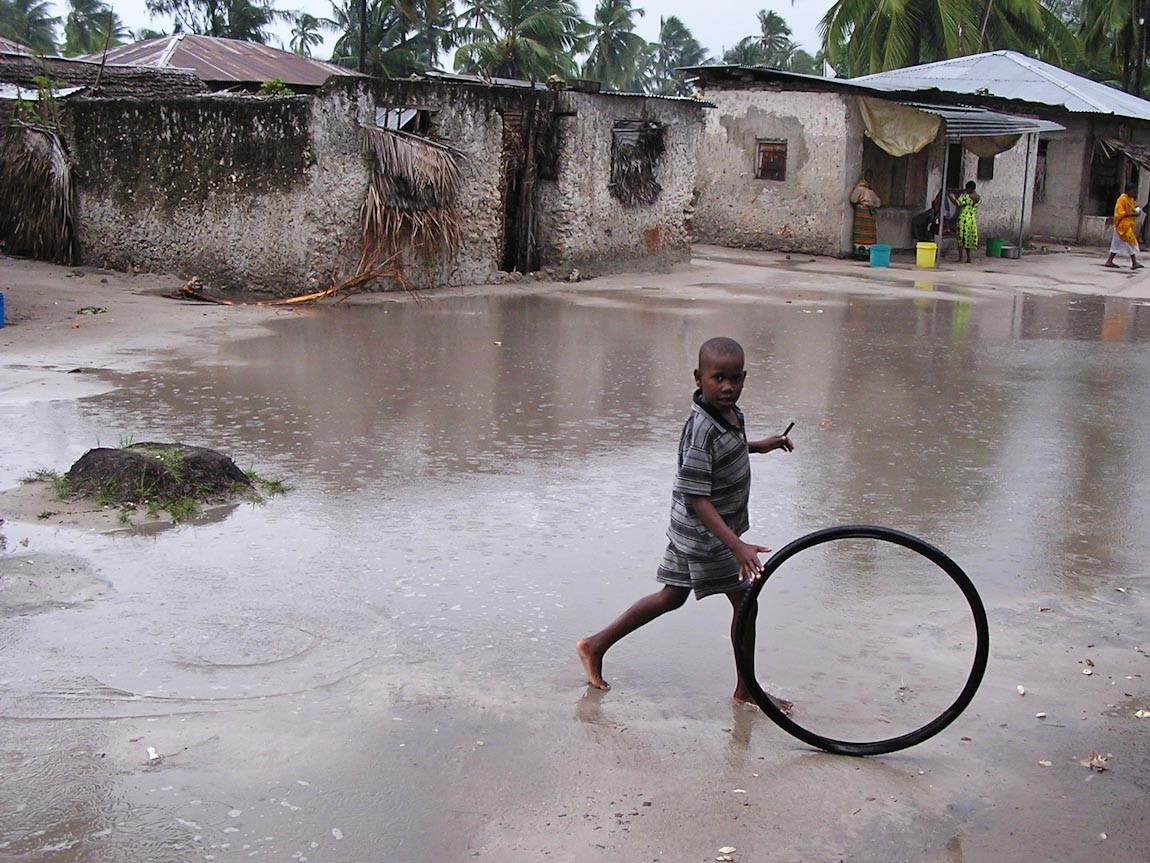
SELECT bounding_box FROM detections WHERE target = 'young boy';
[576,336,794,710]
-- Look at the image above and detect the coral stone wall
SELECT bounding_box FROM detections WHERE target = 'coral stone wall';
[692,87,859,256]
[537,92,705,274]
[63,80,704,294]
[67,93,347,293]
[65,80,549,294]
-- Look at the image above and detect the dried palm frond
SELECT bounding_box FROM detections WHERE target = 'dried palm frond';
[0,121,75,263]
[361,126,463,261]
[609,122,665,208]
[178,249,410,306]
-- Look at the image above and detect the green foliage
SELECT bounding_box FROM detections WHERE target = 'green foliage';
[257,77,295,94]
[0,0,59,54]
[820,0,1077,76]
[329,0,452,76]
[62,0,129,56]
[290,11,328,55]
[649,15,708,95]
[720,8,821,75]
[453,0,589,80]
[12,75,64,127]
[582,0,648,91]
[144,0,289,43]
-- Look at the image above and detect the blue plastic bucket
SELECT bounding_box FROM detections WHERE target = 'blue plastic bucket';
[869,244,892,268]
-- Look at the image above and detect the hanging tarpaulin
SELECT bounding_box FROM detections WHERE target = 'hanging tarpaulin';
[962,135,1022,157]
[857,97,941,157]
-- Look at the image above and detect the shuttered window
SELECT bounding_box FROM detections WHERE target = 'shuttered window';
[756,140,787,181]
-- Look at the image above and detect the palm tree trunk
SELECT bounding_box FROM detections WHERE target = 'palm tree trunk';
[358,0,367,73]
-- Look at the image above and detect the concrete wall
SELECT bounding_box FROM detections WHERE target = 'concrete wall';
[1030,116,1091,241]
[63,79,702,294]
[537,91,704,274]
[692,87,859,256]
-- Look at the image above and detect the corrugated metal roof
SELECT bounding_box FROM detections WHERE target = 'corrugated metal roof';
[852,51,1150,122]
[82,34,362,88]
[0,83,83,100]
[419,69,711,105]
[905,101,1064,136]
[0,36,32,55]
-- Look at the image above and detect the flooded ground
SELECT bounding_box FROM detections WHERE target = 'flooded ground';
[2,250,1150,862]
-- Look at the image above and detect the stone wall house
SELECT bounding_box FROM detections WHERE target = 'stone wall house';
[46,76,704,295]
[853,51,1150,247]
[687,65,1050,257]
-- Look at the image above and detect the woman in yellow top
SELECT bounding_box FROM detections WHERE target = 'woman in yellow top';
[1104,183,1144,270]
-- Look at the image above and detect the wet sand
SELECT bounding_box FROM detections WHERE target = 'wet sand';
[2,249,1150,862]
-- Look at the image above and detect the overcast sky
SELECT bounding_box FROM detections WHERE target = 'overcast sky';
[58,0,835,64]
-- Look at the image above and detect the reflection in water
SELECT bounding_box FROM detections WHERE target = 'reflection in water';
[1,286,1149,860]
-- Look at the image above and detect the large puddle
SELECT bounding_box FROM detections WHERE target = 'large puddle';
[3,284,1150,861]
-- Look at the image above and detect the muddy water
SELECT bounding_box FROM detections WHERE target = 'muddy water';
[3,285,1150,862]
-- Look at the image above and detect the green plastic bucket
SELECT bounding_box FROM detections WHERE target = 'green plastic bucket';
[987,238,1005,257]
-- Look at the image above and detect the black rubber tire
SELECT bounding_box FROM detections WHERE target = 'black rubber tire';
[733,525,990,757]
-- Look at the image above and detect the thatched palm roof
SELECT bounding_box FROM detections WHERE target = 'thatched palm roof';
[0,53,205,98]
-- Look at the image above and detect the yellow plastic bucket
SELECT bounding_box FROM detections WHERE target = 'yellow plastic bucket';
[916,242,938,268]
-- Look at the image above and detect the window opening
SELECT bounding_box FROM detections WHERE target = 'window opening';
[755,140,787,181]
[977,155,995,181]
[1034,140,1048,204]
[375,106,433,136]
[609,120,665,207]
[945,143,963,189]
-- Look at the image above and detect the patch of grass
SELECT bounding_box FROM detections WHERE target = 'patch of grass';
[21,468,68,497]
[37,510,58,520]
[243,469,290,499]
[118,504,136,525]
[22,467,59,483]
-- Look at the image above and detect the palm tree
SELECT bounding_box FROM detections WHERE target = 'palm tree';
[63,0,128,55]
[756,9,793,58]
[820,0,969,76]
[1080,0,1143,92]
[972,0,1076,63]
[821,0,1077,77]
[0,0,59,53]
[290,11,327,55]
[583,0,648,90]
[144,0,289,43]
[650,15,708,96]
[330,0,437,75]
[722,36,767,66]
[453,0,588,81]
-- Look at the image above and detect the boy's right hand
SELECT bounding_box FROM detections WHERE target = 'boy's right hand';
[733,540,771,583]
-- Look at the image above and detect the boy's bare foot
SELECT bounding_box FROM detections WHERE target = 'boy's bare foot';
[576,639,610,691]
[733,690,793,715]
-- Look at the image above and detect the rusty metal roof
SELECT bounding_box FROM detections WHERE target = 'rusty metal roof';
[82,34,363,88]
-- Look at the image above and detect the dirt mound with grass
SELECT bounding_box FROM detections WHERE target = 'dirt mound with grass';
[64,443,252,504]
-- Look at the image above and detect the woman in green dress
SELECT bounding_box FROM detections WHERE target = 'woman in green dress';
[956,181,982,264]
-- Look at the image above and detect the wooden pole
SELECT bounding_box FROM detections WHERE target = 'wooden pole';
[935,138,951,268]
[358,0,367,74]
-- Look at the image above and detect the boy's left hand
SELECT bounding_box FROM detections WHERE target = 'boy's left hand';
[752,434,794,453]
[733,540,772,583]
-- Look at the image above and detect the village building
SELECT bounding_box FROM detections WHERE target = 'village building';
[852,50,1150,247]
[686,61,1065,259]
[1,39,706,294]
[81,34,363,93]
